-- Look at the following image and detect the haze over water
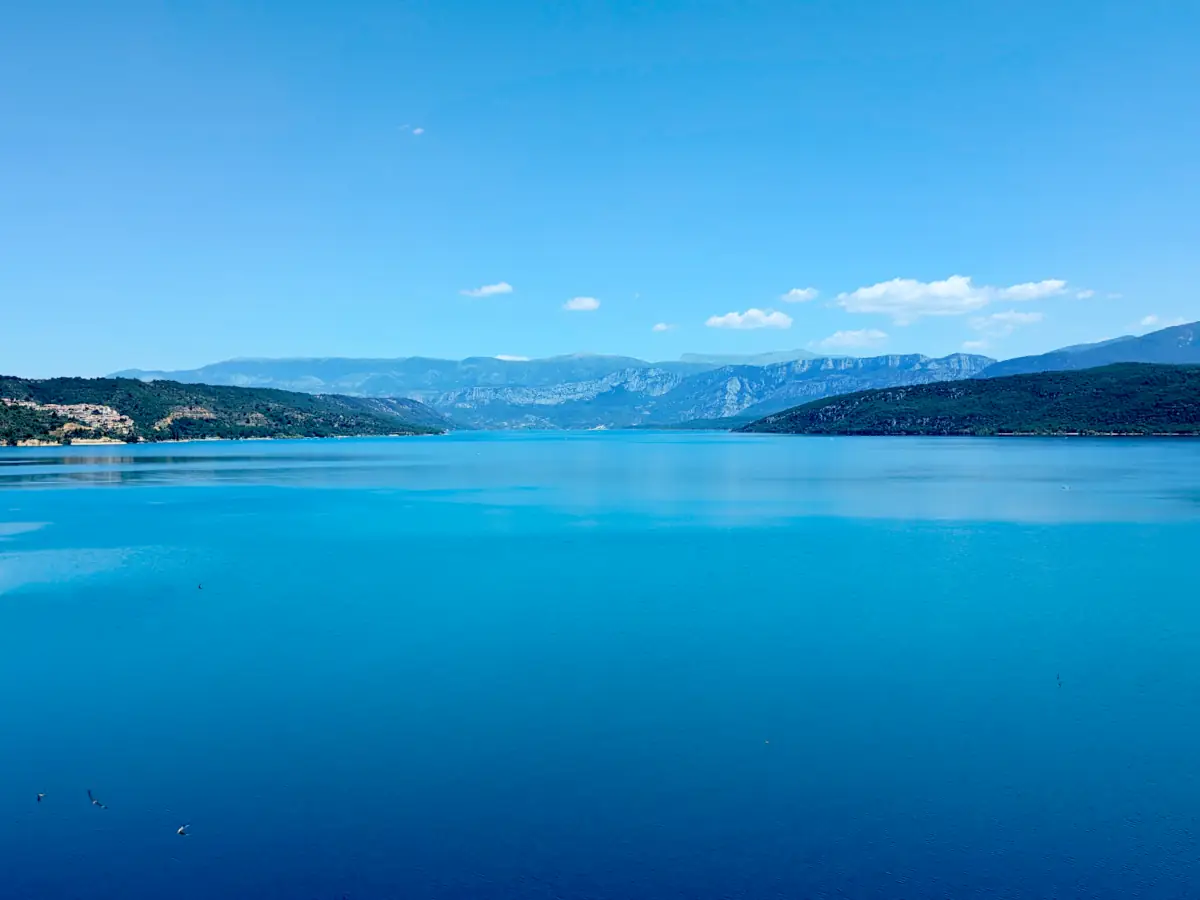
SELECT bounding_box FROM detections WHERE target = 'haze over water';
[3,432,1199,899]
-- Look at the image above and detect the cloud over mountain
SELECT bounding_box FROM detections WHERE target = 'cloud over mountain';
[705,309,793,330]
[836,275,1066,324]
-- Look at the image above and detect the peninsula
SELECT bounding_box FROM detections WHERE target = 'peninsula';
[0,376,447,446]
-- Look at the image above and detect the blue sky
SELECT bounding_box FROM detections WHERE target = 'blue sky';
[2,0,1198,377]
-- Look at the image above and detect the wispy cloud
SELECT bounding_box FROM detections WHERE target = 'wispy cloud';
[812,328,888,351]
[996,280,1067,301]
[412,127,425,135]
[652,322,675,332]
[461,282,513,298]
[969,310,1044,338]
[705,308,793,330]
[836,275,1067,324]
[1075,289,1096,299]
[781,287,819,303]
[495,354,530,361]
[1140,314,1160,328]
[962,340,990,352]
[564,296,600,312]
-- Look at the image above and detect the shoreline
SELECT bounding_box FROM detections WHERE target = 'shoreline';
[7,428,1200,449]
[6,431,445,448]
[744,430,1200,438]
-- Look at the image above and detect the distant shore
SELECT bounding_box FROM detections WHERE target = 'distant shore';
[746,431,1200,438]
[11,429,1200,448]
[7,432,442,448]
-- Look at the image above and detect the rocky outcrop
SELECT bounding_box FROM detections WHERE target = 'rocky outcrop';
[645,354,994,425]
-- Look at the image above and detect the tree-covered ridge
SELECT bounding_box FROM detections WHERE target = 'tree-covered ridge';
[738,364,1200,436]
[0,376,446,445]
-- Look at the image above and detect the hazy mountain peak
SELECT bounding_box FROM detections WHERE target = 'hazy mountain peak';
[979,320,1200,378]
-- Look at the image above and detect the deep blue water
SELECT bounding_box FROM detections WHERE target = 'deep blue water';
[3,432,1200,899]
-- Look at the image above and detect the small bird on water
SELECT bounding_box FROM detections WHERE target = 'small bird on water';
[87,790,107,809]
[36,793,45,803]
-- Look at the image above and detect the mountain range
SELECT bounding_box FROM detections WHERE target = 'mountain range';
[116,352,993,429]
[109,321,1198,430]
[978,321,1200,378]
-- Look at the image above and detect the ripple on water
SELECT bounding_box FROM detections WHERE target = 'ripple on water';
[0,547,132,595]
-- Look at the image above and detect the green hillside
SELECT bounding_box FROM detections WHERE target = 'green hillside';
[0,376,445,445]
[738,364,1200,436]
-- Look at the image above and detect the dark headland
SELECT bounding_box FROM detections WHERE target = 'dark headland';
[737,364,1200,436]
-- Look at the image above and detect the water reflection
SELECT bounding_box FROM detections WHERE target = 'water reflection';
[0,452,404,468]
[1,433,1198,523]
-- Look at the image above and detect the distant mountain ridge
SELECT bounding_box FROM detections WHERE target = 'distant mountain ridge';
[114,352,995,429]
[112,354,711,395]
[644,354,990,424]
[95,321,1200,430]
[978,321,1200,378]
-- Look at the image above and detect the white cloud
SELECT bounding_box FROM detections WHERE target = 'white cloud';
[837,276,983,321]
[412,127,425,135]
[996,280,1067,301]
[461,282,513,298]
[652,322,675,332]
[1140,314,1186,330]
[705,308,793,330]
[781,287,819,303]
[1075,289,1096,299]
[836,275,1067,324]
[564,296,600,312]
[812,328,888,351]
[969,310,1044,338]
[495,354,529,361]
[962,340,990,352]
[1107,292,1124,300]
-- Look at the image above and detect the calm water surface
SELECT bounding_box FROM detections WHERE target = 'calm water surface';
[2,432,1199,899]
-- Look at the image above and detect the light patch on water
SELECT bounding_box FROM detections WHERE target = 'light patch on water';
[0,547,132,595]
[0,521,50,540]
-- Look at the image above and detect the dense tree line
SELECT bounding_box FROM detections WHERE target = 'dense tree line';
[739,364,1200,436]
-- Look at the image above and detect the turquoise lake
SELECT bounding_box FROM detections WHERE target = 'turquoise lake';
[2,432,1199,899]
